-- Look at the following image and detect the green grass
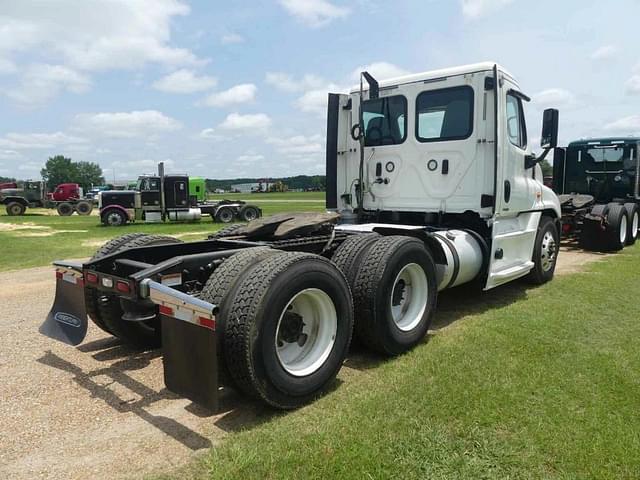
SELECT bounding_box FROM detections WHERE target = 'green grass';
[0,191,325,272]
[166,245,640,480]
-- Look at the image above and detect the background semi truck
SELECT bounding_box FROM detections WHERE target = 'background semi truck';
[0,181,93,216]
[98,165,261,226]
[42,62,561,411]
[553,137,640,251]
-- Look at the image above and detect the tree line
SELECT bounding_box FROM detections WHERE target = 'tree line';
[206,175,326,191]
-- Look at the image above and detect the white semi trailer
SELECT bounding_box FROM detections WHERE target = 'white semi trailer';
[42,62,561,410]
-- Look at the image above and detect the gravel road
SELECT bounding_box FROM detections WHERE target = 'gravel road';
[0,246,609,479]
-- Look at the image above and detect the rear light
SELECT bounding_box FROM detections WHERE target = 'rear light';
[116,280,131,294]
[562,223,571,234]
[55,271,63,280]
[86,272,99,284]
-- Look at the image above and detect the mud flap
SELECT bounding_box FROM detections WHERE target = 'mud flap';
[161,315,218,411]
[141,279,219,411]
[40,262,88,346]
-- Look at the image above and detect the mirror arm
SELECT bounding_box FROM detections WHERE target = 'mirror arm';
[525,147,550,169]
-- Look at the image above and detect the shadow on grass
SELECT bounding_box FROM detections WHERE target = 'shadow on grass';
[345,279,532,373]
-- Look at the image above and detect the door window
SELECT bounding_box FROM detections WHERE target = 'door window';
[506,94,527,149]
[416,86,474,142]
[362,95,407,146]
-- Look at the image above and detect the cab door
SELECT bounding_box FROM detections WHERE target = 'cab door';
[486,72,540,289]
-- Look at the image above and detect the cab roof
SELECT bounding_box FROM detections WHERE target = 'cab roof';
[568,137,640,148]
[349,61,516,94]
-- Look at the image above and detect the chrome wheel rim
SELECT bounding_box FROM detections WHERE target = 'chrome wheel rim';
[632,212,639,239]
[107,212,122,226]
[275,288,337,377]
[541,230,557,272]
[389,263,428,331]
[620,215,627,244]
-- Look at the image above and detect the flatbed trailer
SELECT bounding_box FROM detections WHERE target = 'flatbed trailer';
[42,62,563,410]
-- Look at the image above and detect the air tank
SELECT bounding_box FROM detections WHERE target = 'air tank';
[432,230,485,291]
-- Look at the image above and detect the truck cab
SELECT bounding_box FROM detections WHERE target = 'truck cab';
[327,62,561,289]
[552,137,640,250]
[51,183,82,202]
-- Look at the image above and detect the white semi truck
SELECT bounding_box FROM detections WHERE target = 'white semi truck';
[42,62,561,410]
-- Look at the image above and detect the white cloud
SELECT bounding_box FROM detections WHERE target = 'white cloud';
[221,33,245,44]
[0,57,17,74]
[5,64,90,106]
[267,134,324,156]
[152,69,217,94]
[295,83,342,116]
[461,0,513,19]
[198,128,226,142]
[235,153,265,165]
[352,62,410,81]
[0,131,87,150]
[73,110,181,138]
[590,45,617,61]
[218,113,272,132]
[532,88,575,108]
[625,75,640,95]
[202,84,257,107]
[265,72,326,92]
[604,115,640,133]
[0,1,202,71]
[278,0,350,27]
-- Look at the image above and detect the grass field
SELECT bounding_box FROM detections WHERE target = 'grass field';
[164,244,640,480]
[0,191,325,272]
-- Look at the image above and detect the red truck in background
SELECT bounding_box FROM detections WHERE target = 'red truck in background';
[49,183,82,202]
[0,182,18,190]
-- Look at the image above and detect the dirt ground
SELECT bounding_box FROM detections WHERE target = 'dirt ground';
[0,246,610,479]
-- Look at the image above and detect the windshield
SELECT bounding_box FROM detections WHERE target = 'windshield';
[580,145,633,163]
[362,95,407,146]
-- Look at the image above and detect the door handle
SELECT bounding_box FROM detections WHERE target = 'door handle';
[442,159,449,174]
[504,180,511,203]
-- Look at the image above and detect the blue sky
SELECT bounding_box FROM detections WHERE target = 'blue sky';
[1,0,640,182]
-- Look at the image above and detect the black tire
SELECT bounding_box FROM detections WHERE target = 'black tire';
[76,201,93,216]
[212,223,246,238]
[603,204,628,251]
[331,233,381,286]
[200,247,278,386]
[6,201,25,216]
[84,233,148,335]
[215,207,235,223]
[102,208,127,226]
[93,235,183,348]
[351,235,437,356]
[223,252,353,408]
[239,205,260,222]
[526,216,559,285]
[623,203,639,246]
[57,202,74,216]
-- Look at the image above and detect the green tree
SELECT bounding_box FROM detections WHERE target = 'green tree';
[75,161,105,190]
[540,159,553,177]
[40,155,104,190]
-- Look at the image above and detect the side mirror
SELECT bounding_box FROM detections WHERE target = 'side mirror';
[540,108,559,149]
